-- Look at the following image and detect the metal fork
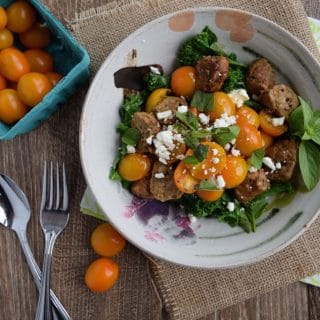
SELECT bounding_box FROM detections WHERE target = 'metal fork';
[35,162,69,320]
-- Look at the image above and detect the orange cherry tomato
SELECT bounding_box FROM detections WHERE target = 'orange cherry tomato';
[91,223,126,257]
[0,74,6,90]
[19,22,51,49]
[209,92,236,120]
[24,49,54,73]
[171,66,196,98]
[0,48,31,82]
[17,72,53,107]
[85,258,119,293]
[0,28,13,49]
[45,72,63,86]
[196,189,224,202]
[235,123,263,157]
[189,142,227,180]
[260,131,274,148]
[0,89,28,124]
[236,106,260,128]
[6,1,36,33]
[174,160,199,194]
[259,111,288,137]
[189,107,199,117]
[118,153,151,181]
[0,7,7,30]
[221,155,248,188]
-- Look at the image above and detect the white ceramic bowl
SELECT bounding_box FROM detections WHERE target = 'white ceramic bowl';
[80,7,320,268]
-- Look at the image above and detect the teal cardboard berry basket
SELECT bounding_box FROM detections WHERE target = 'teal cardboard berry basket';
[0,0,90,139]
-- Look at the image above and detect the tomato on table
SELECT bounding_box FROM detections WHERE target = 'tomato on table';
[209,92,236,120]
[196,189,224,202]
[236,105,259,128]
[145,88,170,112]
[0,89,27,124]
[45,72,63,86]
[6,1,36,33]
[259,111,287,137]
[260,131,273,148]
[171,66,196,98]
[0,74,6,90]
[174,160,199,194]
[0,28,13,49]
[24,49,54,73]
[17,72,53,107]
[221,155,248,188]
[0,7,7,30]
[0,48,31,82]
[85,258,119,293]
[19,22,51,49]
[118,153,151,181]
[235,123,263,157]
[91,223,126,257]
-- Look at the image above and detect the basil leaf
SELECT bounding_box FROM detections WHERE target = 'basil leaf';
[183,156,200,165]
[121,128,141,146]
[248,148,265,169]
[190,91,214,112]
[184,134,199,149]
[176,111,200,130]
[195,144,209,161]
[299,140,320,190]
[243,99,262,111]
[190,130,212,139]
[289,106,304,137]
[305,117,320,145]
[197,180,219,191]
[212,125,240,146]
[299,97,313,128]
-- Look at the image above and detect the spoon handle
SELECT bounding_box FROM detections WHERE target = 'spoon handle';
[17,230,70,320]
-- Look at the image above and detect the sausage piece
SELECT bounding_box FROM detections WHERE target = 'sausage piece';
[131,112,160,153]
[261,84,299,119]
[150,162,183,202]
[246,58,275,99]
[131,176,154,199]
[235,169,270,203]
[264,139,297,182]
[195,56,229,92]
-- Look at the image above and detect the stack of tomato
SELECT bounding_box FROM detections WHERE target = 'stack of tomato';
[0,1,63,125]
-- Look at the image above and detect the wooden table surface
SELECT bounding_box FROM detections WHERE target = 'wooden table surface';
[1,1,320,319]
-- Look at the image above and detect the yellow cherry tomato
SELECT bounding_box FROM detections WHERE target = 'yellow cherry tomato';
[196,189,224,202]
[174,160,199,194]
[19,22,51,49]
[118,153,151,181]
[259,111,288,137]
[0,28,13,49]
[145,88,170,112]
[209,92,236,120]
[236,105,260,128]
[171,66,196,98]
[0,7,7,30]
[260,131,273,148]
[221,155,248,188]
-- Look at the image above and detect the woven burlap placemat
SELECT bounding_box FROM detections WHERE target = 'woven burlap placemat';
[68,0,320,319]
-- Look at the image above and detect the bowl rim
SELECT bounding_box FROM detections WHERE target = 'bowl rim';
[79,6,320,269]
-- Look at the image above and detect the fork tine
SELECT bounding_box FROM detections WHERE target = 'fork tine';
[55,163,60,210]
[62,163,68,210]
[40,161,47,211]
[48,162,53,209]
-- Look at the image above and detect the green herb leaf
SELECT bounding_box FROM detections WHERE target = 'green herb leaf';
[197,180,219,191]
[194,144,209,161]
[248,148,265,169]
[300,97,313,128]
[184,134,199,149]
[183,156,200,165]
[211,126,240,146]
[119,92,145,127]
[190,91,214,112]
[298,140,320,190]
[144,72,169,91]
[304,117,320,145]
[289,106,304,137]
[176,111,200,130]
[121,128,141,146]
[243,99,262,111]
[222,65,246,93]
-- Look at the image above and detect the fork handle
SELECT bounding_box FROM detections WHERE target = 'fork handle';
[35,231,58,320]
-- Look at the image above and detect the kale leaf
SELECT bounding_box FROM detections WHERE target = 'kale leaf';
[222,64,246,93]
[144,72,170,91]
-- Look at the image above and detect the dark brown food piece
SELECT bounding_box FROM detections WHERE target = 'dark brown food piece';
[154,96,187,125]
[265,139,297,182]
[131,176,154,199]
[261,84,299,119]
[235,169,270,203]
[195,56,229,92]
[246,58,275,99]
[131,112,160,153]
[150,162,183,202]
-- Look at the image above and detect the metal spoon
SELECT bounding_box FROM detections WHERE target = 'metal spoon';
[0,174,70,320]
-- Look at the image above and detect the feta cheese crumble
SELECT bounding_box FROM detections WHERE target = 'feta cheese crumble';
[249,166,258,173]
[227,202,235,212]
[156,110,173,120]
[263,157,276,171]
[150,66,161,74]
[176,154,185,160]
[231,147,241,157]
[275,162,282,170]
[188,215,198,223]
[177,105,188,113]
[212,157,220,164]
[224,143,231,151]
[271,116,285,127]
[199,113,210,125]
[216,175,226,188]
[146,135,153,145]
[213,113,237,128]
[212,148,218,156]
[155,173,165,179]
[228,89,249,108]
[126,145,136,153]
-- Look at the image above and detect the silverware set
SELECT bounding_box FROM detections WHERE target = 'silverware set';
[0,163,70,320]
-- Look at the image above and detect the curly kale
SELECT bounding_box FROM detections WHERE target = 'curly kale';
[144,72,169,91]
[222,65,246,93]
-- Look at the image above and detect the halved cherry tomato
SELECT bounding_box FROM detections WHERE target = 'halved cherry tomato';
[0,48,31,82]
[0,28,13,49]
[209,92,236,120]
[235,123,263,157]
[0,7,7,30]
[259,111,287,137]
[189,142,227,180]
[45,72,63,86]
[171,66,196,98]
[6,1,36,33]
[196,189,224,202]
[24,49,54,73]
[260,131,273,148]
[145,88,170,112]
[19,22,51,49]
[91,223,126,257]
[221,155,248,188]
[118,153,151,181]
[0,89,27,124]
[174,160,199,194]
[0,74,6,90]
[85,258,119,293]
[236,106,259,128]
